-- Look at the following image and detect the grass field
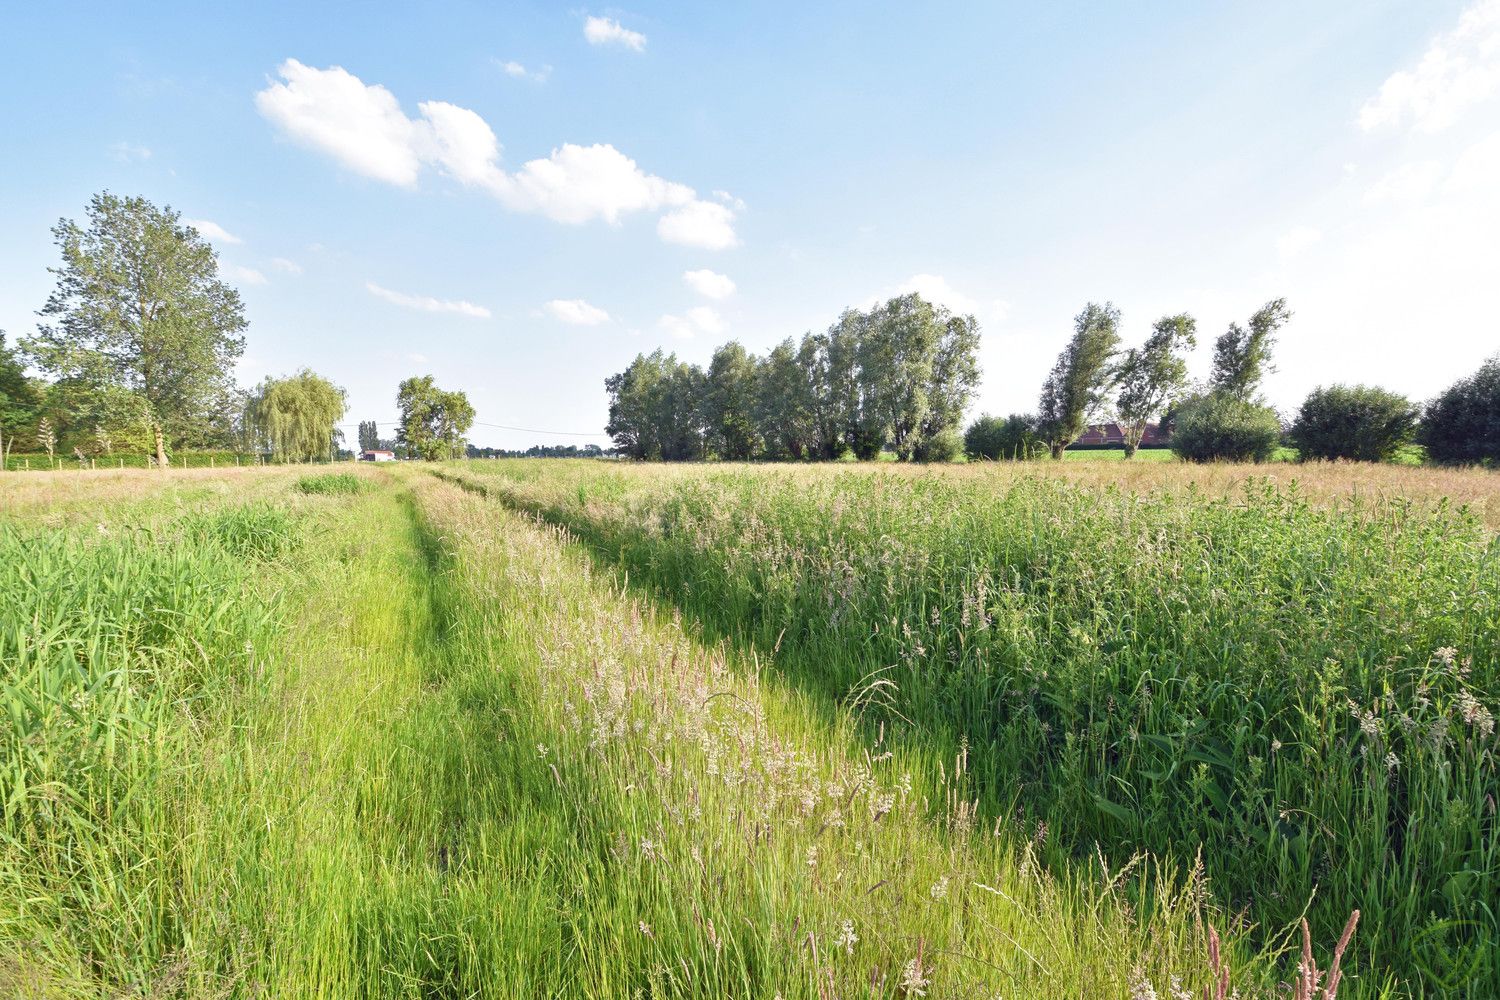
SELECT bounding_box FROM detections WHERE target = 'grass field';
[2,459,1495,998]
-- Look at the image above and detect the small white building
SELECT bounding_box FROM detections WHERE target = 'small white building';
[359,450,396,462]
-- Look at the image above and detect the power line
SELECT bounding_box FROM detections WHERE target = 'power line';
[333,418,604,437]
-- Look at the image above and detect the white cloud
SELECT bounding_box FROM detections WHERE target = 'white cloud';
[658,199,739,249]
[657,307,725,339]
[498,60,551,83]
[256,60,737,245]
[1358,0,1500,133]
[226,264,267,285]
[682,268,735,299]
[545,298,611,325]
[1362,161,1444,205]
[895,273,980,316]
[256,60,424,185]
[686,306,725,335]
[366,281,491,318]
[108,141,152,163]
[584,16,647,51]
[1275,225,1323,259]
[270,257,304,275]
[187,218,242,244]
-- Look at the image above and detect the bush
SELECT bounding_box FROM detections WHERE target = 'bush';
[1170,393,1281,463]
[1421,356,1500,466]
[964,413,1041,460]
[1290,384,1418,462]
[911,427,963,462]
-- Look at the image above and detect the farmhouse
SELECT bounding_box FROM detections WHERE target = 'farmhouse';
[359,449,396,462]
[1075,422,1170,447]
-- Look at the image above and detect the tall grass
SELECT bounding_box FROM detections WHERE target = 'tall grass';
[450,459,1500,997]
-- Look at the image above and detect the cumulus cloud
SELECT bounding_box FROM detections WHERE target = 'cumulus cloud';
[1275,225,1323,259]
[686,306,725,335]
[894,274,980,316]
[1358,0,1500,133]
[187,218,242,244]
[545,298,611,325]
[366,280,491,318]
[584,16,647,51]
[683,268,735,299]
[225,264,267,285]
[658,199,739,249]
[256,60,737,247]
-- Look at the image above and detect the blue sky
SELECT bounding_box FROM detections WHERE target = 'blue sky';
[2,1,1497,448]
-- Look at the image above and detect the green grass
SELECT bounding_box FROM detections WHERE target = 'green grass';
[296,470,365,495]
[446,458,1500,997]
[6,461,1492,996]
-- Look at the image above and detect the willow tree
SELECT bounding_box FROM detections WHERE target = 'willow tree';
[246,369,347,462]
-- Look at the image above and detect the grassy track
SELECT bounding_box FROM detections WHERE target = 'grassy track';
[441,458,1500,998]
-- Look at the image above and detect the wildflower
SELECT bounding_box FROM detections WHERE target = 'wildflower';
[805,846,818,868]
[929,875,950,900]
[834,919,858,955]
[900,957,930,996]
[1127,969,1159,1000]
[1384,752,1400,772]
[536,743,550,758]
[638,921,654,938]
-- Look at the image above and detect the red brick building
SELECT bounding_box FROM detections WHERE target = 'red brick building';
[1075,422,1170,447]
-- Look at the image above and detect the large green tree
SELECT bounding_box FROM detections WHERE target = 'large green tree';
[245,370,347,462]
[1210,298,1291,401]
[1037,302,1121,459]
[396,376,475,461]
[357,420,379,453]
[914,311,981,461]
[22,192,248,448]
[756,338,814,460]
[1113,314,1196,458]
[861,294,944,461]
[0,331,42,457]
[704,341,761,460]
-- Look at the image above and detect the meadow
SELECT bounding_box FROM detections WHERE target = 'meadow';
[1,457,1495,998]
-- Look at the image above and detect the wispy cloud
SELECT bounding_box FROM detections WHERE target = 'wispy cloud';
[658,306,724,339]
[108,141,152,163]
[226,264,267,285]
[497,59,551,83]
[1358,0,1500,133]
[545,298,611,325]
[187,218,242,244]
[1276,225,1323,259]
[366,281,491,318]
[270,257,304,275]
[584,15,647,51]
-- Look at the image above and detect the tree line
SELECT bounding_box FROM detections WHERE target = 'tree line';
[0,191,476,467]
[605,293,981,462]
[965,298,1499,466]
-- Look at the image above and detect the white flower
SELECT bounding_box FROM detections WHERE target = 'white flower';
[900,958,930,996]
[834,919,858,955]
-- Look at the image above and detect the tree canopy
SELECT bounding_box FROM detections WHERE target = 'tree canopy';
[245,370,347,463]
[21,192,247,448]
[397,376,475,461]
[1209,299,1291,401]
[1113,314,1196,458]
[1036,302,1121,459]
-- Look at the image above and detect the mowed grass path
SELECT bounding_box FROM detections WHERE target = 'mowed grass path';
[0,468,1299,997]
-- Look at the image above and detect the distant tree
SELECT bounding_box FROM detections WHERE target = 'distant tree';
[1114,314,1196,458]
[245,370,348,462]
[862,294,944,461]
[757,338,813,459]
[396,376,474,461]
[21,192,248,448]
[1420,356,1500,466]
[705,341,762,460]
[800,331,848,460]
[965,413,1040,460]
[828,309,884,460]
[1037,302,1121,459]
[1290,384,1418,463]
[0,331,42,457]
[357,420,379,452]
[1170,393,1281,463]
[914,311,981,462]
[1209,299,1290,401]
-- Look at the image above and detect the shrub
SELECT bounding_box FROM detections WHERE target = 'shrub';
[911,427,963,462]
[964,413,1041,460]
[1170,393,1281,463]
[1420,356,1500,466]
[1290,384,1418,462]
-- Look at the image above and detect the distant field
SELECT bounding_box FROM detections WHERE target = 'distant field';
[3,458,1496,997]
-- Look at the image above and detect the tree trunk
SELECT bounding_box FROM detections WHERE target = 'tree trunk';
[1123,441,1138,459]
[155,427,169,469]
[1050,442,1065,461]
